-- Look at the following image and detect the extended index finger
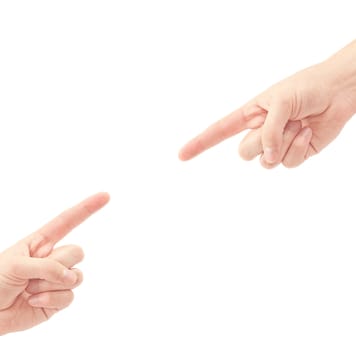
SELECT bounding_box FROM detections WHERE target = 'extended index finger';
[179,104,266,161]
[27,192,110,257]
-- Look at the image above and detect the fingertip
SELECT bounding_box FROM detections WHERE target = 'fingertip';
[86,192,111,212]
[238,145,255,161]
[179,143,196,161]
[261,121,282,164]
[178,148,189,161]
[97,192,110,204]
[263,147,278,164]
[260,154,279,169]
[62,269,78,284]
[72,269,84,286]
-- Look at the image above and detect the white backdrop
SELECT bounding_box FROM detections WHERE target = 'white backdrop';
[1,1,356,349]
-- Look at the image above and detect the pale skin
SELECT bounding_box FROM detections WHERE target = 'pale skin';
[179,40,356,168]
[0,192,110,335]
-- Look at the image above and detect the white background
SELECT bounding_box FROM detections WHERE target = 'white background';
[0,1,356,349]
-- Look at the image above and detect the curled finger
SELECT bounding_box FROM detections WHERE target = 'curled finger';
[28,290,75,310]
[282,127,312,168]
[26,268,83,294]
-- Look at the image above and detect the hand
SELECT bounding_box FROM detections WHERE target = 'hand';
[0,192,110,335]
[179,40,356,168]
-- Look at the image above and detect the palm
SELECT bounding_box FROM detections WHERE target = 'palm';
[0,243,30,307]
[0,291,49,333]
[303,101,351,155]
[0,243,51,333]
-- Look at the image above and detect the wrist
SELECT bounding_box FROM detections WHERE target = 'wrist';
[323,40,356,116]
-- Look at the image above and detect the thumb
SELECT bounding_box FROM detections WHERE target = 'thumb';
[262,101,291,164]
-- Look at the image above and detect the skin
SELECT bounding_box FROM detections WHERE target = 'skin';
[0,192,110,335]
[179,40,356,168]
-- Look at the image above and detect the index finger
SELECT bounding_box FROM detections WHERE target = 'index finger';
[27,192,110,257]
[178,104,266,161]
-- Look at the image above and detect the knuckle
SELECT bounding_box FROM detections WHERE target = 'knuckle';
[54,268,64,282]
[64,291,75,307]
[46,260,64,281]
[75,246,85,262]
[68,245,85,263]
[238,144,252,161]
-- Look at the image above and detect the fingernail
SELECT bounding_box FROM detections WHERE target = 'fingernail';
[28,295,42,307]
[63,269,78,284]
[264,147,276,164]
